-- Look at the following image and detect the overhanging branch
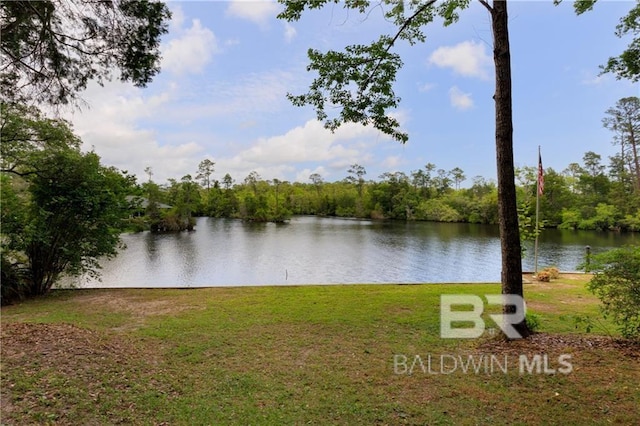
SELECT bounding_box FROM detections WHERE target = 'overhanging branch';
[363,0,438,90]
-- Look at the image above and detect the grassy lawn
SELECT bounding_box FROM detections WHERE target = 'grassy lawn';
[2,275,638,425]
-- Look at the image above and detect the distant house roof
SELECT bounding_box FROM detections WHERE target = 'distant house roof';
[126,195,172,209]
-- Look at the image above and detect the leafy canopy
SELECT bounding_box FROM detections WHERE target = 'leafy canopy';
[567,0,640,82]
[278,0,470,143]
[1,103,134,298]
[0,0,171,106]
[587,246,640,340]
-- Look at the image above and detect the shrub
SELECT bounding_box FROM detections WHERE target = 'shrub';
[536,271,551,282]
[535,267,559,283]
[620,212,640,231]
[587,246,640,340]
[525,312,541,333]
[124,217,148,233]
[543,266,560,280]
[415,199,462,222]
[558,208,581,230]
[1,255,27,305]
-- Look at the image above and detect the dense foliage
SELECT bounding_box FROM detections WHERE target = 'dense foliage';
[571,0,640,82]
[0,0,171,106]
[135,146,639,232]
[586,246,640,340]
[136,96,639,230]
[1,104,133,303]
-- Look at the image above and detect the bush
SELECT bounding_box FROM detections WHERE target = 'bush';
[1,255,27,305]
[587,246,640,340]
[415,199,462,222]
[123,217,148,232]
[525,312,541,333]
[536,271,551,282]
[558,208,581,230]
[543,266,560,280]
[620,212,640,231]
[535,267,559,283]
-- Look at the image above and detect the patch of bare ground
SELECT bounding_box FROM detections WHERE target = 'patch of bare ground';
[526,297,597,315]
[523,272,592,286]
[523,273,598,313]
[73,291,199,317]
[478,332,640,359]
[527,282,580,291]
[0,322,169,425]
[556,272,592,280]
[70,290,205,331]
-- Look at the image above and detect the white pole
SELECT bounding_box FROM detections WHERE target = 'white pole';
[534,146,541,276]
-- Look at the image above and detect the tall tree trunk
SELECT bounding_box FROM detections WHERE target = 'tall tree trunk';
[628,125,640,192]
[490,0,529,338]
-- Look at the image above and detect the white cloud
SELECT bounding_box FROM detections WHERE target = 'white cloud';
[168,4,185,32]
[64,81,206,184]
[284,22,297,43]
[215,119,392,181]
[226,0,280,26]
[580,71,607,86]
[295,166,327,183]
[418,82,436,93]
[449,86,474,110]
[162,19,218,75]
[381,155,402,169]
[428,40,492,80]
[65,66,314,184]
[164,70,299,121]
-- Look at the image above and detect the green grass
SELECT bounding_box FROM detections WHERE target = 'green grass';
[2,276,638,425]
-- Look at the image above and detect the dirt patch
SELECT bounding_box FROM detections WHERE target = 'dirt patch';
[527,298,595,314]
[556,273,592,280]
[478,332,640,358]
[522,272,598,313]
[68,290,205,332]
[528,282,580,291]
[1,322,167,424]
[523,272,592,285]
[1,322,145,365]
[73,291,198,317]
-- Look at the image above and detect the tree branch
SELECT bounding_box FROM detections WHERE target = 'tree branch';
[362,0,438,90]
[478,0,493,13]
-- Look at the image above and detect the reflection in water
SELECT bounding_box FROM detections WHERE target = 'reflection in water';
[71,216,637,288]
[144,232,157,262]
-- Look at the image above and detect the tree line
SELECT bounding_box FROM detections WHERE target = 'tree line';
[137,148,639,233]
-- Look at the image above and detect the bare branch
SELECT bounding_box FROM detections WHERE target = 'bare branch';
[478,0,493,13]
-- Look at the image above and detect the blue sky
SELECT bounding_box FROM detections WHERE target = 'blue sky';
[65,0,639,187]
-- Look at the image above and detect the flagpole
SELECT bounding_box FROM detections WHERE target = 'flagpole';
[534,146,541,276]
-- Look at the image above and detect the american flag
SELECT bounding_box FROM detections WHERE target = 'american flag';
[537,152,544,196]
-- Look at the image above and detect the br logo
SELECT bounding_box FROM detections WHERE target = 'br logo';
[440,295,526,339]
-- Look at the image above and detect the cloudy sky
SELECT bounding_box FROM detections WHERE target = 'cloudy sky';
[65,0,639,187]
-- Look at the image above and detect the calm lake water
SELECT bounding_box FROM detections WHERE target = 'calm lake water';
[69,216,637,288]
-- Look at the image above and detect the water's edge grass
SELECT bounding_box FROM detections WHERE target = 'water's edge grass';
[2,276,639,425]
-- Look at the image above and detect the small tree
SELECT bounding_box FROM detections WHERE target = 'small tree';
[196,158,215,190]
[25,151,130,294]
[587,246,640,340]
[603,97,640,193]
[450,167,466,191]
[1,104,131,300]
